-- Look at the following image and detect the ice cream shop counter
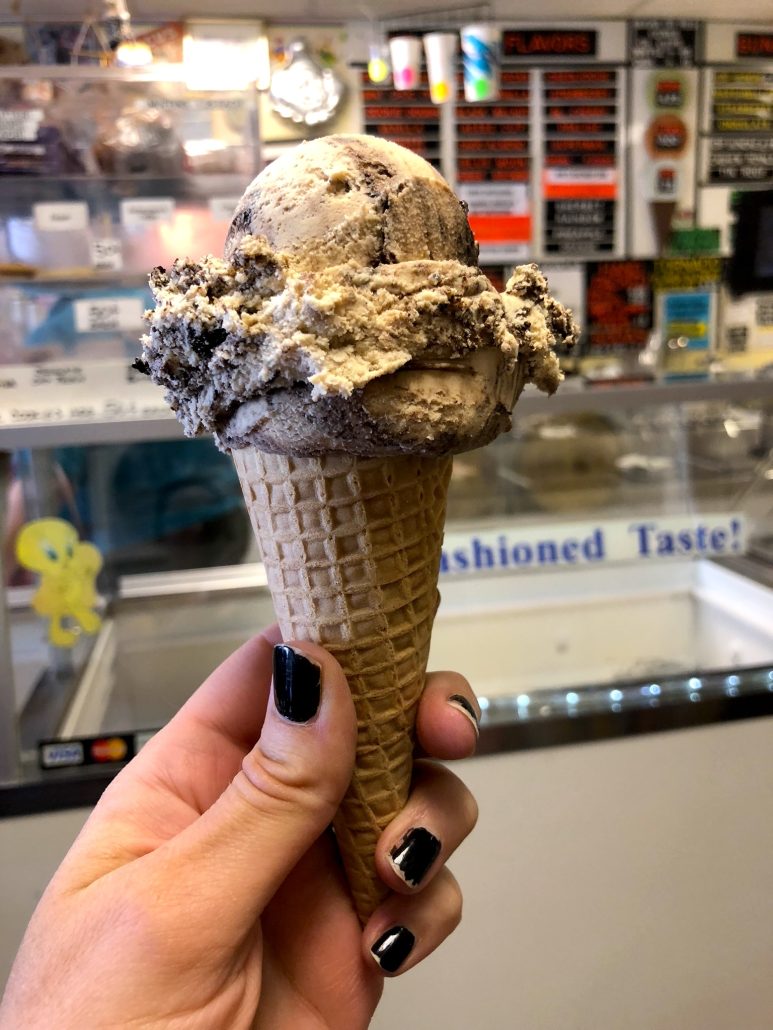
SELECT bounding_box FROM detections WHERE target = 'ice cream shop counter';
[1,375,773,812]
[3,536,773,816]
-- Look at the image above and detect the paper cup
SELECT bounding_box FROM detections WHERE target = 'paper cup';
[461,24,502,102]
[389,36,422,91]
[423,32,457,104]
[368,41,391,84]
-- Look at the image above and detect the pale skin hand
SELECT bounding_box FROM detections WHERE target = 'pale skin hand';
[0,626,480,1030]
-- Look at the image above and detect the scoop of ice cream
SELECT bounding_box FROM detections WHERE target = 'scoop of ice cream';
[140,134,578,456]
[225,133,480,271]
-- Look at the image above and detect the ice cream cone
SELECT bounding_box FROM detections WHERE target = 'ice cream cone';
[232,447,453,922]
[139,134,579,923]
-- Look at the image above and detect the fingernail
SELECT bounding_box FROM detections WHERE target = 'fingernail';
[389,827,441,888]
[370,925,415,973]
[273,645,321,723]
[448,694,479,736]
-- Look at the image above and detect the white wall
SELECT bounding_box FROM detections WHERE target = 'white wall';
[3,718,773,1029]
[375,717,773,1030]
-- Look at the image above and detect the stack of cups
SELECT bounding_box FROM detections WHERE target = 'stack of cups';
[388,36,422,91]
[422,32,458,105]
[460,24,502,102]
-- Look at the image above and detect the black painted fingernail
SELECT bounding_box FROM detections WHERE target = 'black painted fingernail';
[448,694,479,736]
[370,925,415,973]
[389,827,441,887]
[273,645,321,723]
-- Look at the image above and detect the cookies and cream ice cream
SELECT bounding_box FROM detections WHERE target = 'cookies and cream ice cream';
[140,134,577,456]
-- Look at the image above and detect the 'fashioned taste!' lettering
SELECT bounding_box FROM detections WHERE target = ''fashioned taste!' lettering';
[440,516,745,576]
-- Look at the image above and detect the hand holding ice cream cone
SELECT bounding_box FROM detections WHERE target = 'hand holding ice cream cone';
[138,134,578,922]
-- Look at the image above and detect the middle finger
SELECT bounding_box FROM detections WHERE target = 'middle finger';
[376,760,478,894]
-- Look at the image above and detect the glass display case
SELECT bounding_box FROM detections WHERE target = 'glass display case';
[0,64,260,437]
[1,377,772,795]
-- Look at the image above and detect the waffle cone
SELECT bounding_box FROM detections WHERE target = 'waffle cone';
[232,448,453,922]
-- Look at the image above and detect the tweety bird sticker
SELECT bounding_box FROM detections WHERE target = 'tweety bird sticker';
[16,518,103,648]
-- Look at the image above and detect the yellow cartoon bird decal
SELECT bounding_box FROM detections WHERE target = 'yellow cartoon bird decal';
[16,518,103,648]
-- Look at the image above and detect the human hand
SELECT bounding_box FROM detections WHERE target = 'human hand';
[0,626,479,1029]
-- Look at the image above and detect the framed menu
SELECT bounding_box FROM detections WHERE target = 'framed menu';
[541,66,623,256]
[455,68,533,263]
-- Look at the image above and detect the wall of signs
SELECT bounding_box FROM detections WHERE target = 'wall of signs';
[356,20,773,268]
[350,19,773,375]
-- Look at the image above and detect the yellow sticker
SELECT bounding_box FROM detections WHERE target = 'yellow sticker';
[16,518,103,648]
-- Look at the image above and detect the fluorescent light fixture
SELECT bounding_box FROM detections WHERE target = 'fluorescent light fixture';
[256,34,271,91]
[115,38,153,67]
[183,21,265,91]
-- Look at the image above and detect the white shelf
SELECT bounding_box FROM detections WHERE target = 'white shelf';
[0,415,182,449]
[514,376,773,417]
[0,375,769,450]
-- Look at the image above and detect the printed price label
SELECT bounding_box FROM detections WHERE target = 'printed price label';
[477,243,531,261]
[209,196,242,222]
[32,366,86,386]
[0,361,175,433]
[33,202,89,232]
[458,183,529,215]
[0,108,44,141]
[90,238,123,272]
[120,197,175,228]
[74,297,144,333]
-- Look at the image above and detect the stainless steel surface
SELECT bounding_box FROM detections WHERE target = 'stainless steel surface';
[117,561,268,600]
[481,664,773,724]
[0,417,183,450]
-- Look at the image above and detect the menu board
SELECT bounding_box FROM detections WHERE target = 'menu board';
[703,69,773,184]
[541,68,622,256]
[455,69,532,263]
[361,69,441,171]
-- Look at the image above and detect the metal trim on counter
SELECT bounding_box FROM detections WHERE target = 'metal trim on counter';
[0,416,184,450]
[3,668,772,819]
[476,665,773,754]
[0,763,126,818]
